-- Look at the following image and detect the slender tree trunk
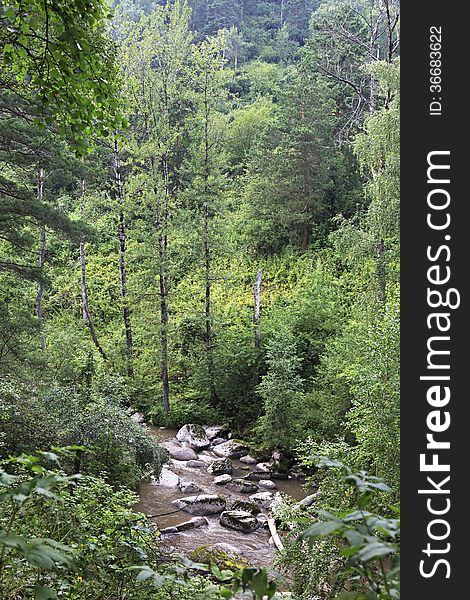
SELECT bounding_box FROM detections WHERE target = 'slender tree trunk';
[151,156,170,415]
[253,268,263,390]
[36,167,46,351]
[253,269,262,350]
[300,103,310,252]
[114,139,134,378]
[80,179,107,361]
[376,238,386,304]
[203,69,217,404]
[280,0,284,26]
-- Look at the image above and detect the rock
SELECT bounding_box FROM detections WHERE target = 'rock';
[204,425,225,440]
[172,494,226,516]
[226,479,259,494]
[295,492,321,508]
[186,460,207,469]
[207,457,233,475]
[176,424,211,450]
[230,499,261,515]
[255,462,271,473]
[239,455,258,465]
[211,437,226,446]
[220,510,259,533]
[214,474,233,485]
[198,454,216,465]
[259,479,277,490]
[249,492,274,509]
[162,441,199,462]
[129,411,145,424]
[156,467,180,488]
[160,516,208,534]
[179,480,201,494]
[213,440,248,459]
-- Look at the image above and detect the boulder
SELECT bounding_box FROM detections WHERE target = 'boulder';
[239,455,258,465]
[207,457,233,476]
[160,516,208,535]
[172,494,226,516]
[204,425,226,440]
[214,474,233,485]
[220,510,260,533]
[162,441,199,462]
[129,411,145,424]
[176,424,211,450]
[213,440,248,459]
[255,462,271,473]
[226,479,259,494]
[179,480,202,494]
[212,437,226,446]
[249,492,274,509]
[230,499,261,515]
[259,479,277,490]
[186,460,207,469]
[156,467,180,488]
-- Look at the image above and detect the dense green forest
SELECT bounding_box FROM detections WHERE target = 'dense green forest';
[0,1,400,598]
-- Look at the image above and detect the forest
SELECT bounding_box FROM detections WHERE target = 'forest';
[0,1,400,599]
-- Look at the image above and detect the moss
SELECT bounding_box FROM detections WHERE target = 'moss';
[189,545,247,571]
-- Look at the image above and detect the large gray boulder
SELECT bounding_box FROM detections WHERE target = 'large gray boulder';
[230,499,261,515]
[179,480,202,494]
[220,510,260,533]
[212,440,248,459]
[214,474,233,485]
[186,460,208,469]
[171,494,226,516]
[176,424,211,450]
[249,491,274,509]
[156,467,180,488]
[239,455,258,465]
[259,479,277,490]
[207,457,233,475]
[204,425,225,440]
[159,516,208,535]
[226,479,259,494]
[162,441,199,462]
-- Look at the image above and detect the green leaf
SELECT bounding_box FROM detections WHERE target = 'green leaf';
[34,586,58,600]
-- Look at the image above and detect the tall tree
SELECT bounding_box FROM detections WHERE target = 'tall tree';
[113,138,134,377]
[121,0,193,413]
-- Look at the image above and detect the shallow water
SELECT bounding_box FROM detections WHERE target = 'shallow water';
[135,426,307,568]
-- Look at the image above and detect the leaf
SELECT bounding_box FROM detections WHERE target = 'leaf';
[34,586,58,600]
[355,541,395,562]
[300,520,342,541]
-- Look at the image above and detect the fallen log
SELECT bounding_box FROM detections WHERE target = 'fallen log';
[267,517,284,551]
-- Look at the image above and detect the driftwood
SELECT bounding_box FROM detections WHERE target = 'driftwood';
[267,517,284,551]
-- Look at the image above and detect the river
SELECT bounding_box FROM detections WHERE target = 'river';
[135,426,307,568]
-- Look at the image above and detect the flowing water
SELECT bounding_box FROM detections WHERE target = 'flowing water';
[135,426,308,568]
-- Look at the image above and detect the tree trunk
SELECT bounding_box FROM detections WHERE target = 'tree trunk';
[253,269,262,350]
[80,179,107,361]
[376,238,386,304]
[114,139,134,378]
[203,70,217,404]
[35,167,46,351]
[151,156,170,415]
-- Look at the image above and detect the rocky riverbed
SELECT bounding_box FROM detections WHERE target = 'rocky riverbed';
[134,423,311,568]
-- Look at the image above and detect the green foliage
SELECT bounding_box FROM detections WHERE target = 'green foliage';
[0,0,126,152]
[0,378,166,488]
[256,325,304,449]
[299,459,400,600]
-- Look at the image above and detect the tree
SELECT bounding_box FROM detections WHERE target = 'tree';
[1,0,126,152]
[121,0,194,413]
[256,325,303,449]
